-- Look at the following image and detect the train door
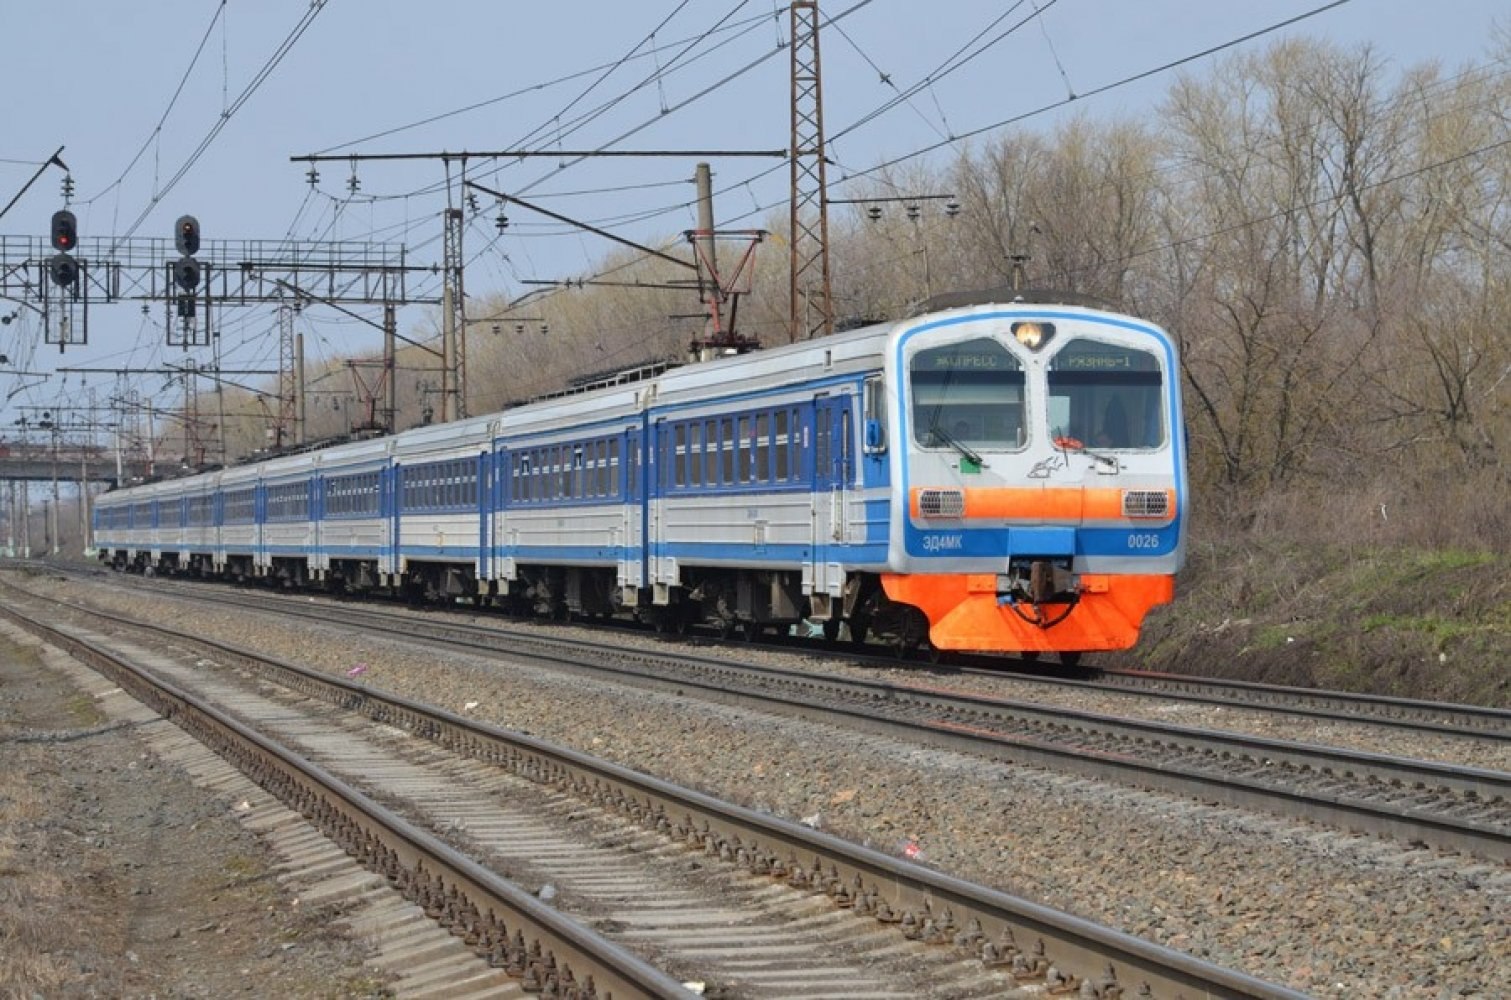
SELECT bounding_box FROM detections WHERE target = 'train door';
[647,418,671,600]
[476,450,491,585]
[253,485,267,573]
[310,475,323,575]
[810,393,854,598]
[382,465,399,578]
[619,425,645,597]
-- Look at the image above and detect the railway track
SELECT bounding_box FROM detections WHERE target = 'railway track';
[116,576,1511,861]
[0,579,1309,999]
[19,569,1511,866]
[56,560,1511,743]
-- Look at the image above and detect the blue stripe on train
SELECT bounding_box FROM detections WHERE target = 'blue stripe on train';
[903,524,1179,559]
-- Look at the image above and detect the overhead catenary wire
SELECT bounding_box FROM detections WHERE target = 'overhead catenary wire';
[110,0,332,251]
[96,0,1483,438]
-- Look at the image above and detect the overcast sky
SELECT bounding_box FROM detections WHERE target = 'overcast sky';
[2,0,1505,433]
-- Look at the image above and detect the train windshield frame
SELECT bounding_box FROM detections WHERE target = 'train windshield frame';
[1046,338,1165,449]
[909,337,1027,451]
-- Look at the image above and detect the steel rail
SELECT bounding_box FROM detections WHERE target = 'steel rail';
[0,598,698,1000]
[1074,667,1511,740]
[71,562,1509,740]
[1,580,1309,999]
[47,574,1511,863]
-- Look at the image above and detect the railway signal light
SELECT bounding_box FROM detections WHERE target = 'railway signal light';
[173,256,201,290]
[50,209,77,252]
[48,253,79,287]
[175,215,200,256]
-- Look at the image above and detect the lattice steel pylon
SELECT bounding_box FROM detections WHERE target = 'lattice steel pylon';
[788,0,834,342]
[276,303,297,448]
[442,205,466,421]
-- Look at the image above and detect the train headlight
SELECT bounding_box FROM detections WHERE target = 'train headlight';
[1012,321,1054,351]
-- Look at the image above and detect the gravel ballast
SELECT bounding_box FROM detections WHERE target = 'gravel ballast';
[21,574,1510,998]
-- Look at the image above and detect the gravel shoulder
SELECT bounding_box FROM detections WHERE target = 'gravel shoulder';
[7,569,1509,998]
[0,620,388,999]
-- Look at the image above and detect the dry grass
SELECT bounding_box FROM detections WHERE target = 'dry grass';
[1124,473,1510,704]
[0,768,72,993]
[0,638,78,994]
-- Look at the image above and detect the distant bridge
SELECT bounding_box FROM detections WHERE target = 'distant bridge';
[0,443,153,486]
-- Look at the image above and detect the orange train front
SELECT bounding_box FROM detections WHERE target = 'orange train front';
[859,294,1187,662]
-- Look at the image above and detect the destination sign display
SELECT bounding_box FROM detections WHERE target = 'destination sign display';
[1051,342,1159,372]
[915,338,1021,372]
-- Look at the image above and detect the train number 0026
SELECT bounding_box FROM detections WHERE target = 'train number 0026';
[1127,533,1162,550]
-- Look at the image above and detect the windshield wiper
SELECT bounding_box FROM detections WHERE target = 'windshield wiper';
[1053,434,1119,471]
[929,421,985,468]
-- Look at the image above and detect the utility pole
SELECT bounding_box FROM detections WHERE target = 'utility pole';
[695,162,720,342]
[383,302,397,433]
[79,450,90,554]
[49,424,60,555]
[788,0,834,342]
[145,399,157,478]
[442,205,466,421]
[294,332,306,446]
[277,303,298,448]
[21,481,30,557]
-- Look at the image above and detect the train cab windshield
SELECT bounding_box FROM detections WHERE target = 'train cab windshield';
[1047,339,1165,449]
[910,337,1026,451]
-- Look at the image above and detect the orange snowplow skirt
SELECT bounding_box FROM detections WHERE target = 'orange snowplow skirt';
[880,572,1175,653]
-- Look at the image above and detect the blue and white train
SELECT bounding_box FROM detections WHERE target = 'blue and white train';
[94,289,1187,659]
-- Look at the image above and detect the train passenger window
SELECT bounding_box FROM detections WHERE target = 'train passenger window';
[720,418,734,484]
[815,407,831,478]
[674,425,687,488]
[627,437,638,500]
[687,424,702,487]
[863,375,888,453]
[910,337,1025,452]
[840,408,853,483]
[1047,340,1164,449]
[703,420,717,485]
[753,413,769,482]
[736,417,751,483]
[774,410,790,480]
[609,438,621,497]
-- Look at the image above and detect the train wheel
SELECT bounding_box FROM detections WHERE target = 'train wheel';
[742,621,762,643]
[822,617,841,642]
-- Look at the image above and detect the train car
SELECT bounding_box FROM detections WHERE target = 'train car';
[643,329,886,637]
[93,477,161,571]
[489,380,645,619]
[93,289,1184,663]
[217,461,261,581]
[391,415,494,600]
[311,436,393,592]
[181,474,219,576]
[627,289,1185,658]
